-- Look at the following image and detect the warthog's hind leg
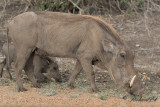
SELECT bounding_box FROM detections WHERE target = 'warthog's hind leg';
[15,47,33,92]
[68,60,82,89]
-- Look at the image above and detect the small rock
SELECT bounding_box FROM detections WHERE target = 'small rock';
[151,90,157,94]
[147,77,150,81]
[103,70,108,72]
[136,44,140,47]
[97,77,101,79]
[93,93,99,97]
[119,94,124,99]
[142,82,145,85]
[134,31,137,34]
[120,28,124,30]
[83,80,87,82]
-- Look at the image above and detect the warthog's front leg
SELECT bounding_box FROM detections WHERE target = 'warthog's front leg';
[68,60,82,89]
[79,57,98,92]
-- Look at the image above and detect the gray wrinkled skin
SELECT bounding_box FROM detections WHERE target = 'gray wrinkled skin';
[8,11,143,94]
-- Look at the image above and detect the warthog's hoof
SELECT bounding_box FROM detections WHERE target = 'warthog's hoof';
[68,83,75,89]
[18,87,27,92]
[91,87,99,93]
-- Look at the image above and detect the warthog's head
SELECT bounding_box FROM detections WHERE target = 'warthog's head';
[101,40,144,95]
[47,61,62,82]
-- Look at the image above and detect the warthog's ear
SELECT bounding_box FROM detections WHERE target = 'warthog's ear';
[102,40,115,53]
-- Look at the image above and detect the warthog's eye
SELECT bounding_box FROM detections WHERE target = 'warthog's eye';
[118,51,126,66]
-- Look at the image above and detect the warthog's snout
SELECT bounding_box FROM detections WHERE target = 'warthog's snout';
[127,75,144,96]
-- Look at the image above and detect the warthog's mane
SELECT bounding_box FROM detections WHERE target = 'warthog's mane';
[85,15,124,45]
[34,11,124,45]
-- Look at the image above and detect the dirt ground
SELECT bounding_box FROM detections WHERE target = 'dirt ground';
[0,86,159,107]
[0,1,160,106]
[0,57,159,107]
[0,66,159,107]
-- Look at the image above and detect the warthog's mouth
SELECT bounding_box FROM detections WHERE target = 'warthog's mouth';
[128,75,144,95]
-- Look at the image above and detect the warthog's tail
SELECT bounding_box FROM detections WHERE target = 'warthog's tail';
[5,28,12,80]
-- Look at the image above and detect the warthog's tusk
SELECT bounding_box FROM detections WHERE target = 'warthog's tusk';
[130,75,136,87]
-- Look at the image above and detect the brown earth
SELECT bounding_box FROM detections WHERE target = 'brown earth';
[0,59,159,106]
[0,1,160,106]
[0,85,159,107]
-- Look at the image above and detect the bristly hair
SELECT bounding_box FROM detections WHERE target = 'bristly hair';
[83,15,124,45]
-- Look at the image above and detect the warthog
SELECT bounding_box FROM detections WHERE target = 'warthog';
[0,43,61,83]
[8,11,143,95]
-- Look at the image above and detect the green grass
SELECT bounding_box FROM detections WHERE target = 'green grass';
[130,93,160,101]
[41,88,58,96]
[106,84,114,89]
[9,86,18,92]
[40,81,58,96]
[0,78,12,86]
[68,93,80,98]
[77,84,90,92]
[137,92,160,101]
[99,93,108,100]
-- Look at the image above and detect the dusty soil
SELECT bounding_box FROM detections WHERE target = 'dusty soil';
[0,58,159,106]
[0,86,159,107]
[0,1,160,106]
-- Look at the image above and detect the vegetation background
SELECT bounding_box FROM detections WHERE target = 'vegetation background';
[0,0,160,106]
[1,0,160,71]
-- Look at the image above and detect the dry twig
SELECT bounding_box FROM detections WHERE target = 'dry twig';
[68,0,84,14]
[2,0,7,13]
